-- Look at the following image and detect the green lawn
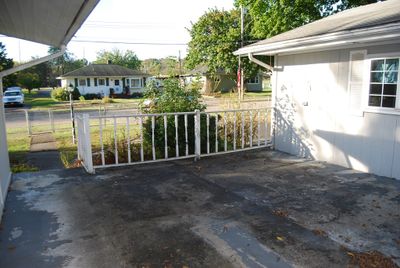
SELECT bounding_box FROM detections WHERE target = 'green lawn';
[24,89,143,111]
[23,89,60,108]
[7,129,39,173]
[219,90,272,99]
[244,90,272,98]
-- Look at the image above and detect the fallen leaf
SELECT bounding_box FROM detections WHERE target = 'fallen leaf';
[276,236,284,241]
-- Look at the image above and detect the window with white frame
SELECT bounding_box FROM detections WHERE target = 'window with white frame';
[78,79,86,86]
[368,58,399,108]
[98,78,105,86]
[130,78,141,88]
[246,76,259,84]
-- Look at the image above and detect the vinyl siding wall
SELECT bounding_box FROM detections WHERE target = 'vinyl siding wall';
[273,43,400,179]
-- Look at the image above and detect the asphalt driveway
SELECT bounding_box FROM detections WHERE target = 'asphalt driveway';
[0,150,399,268]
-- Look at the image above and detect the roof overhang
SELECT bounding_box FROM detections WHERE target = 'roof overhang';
[234,22,400,56]
[0,0,100,48]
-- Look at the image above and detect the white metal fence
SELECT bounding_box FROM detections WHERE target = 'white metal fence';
[76,108,272,173]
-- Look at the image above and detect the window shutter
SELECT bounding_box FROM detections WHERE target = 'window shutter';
[74,78,78,88]
[106,78,109,86]
[348,50,366,116]
[122,77,126,88]
[94,78,98,87]
[87,78,91,87]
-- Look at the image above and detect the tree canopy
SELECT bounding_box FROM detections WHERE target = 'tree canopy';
[94,48,141,70]
[185,9,258,83]
[0,42,16,89]
[185,0,379,91]
[142,57,185,76]
[235,0,380,38]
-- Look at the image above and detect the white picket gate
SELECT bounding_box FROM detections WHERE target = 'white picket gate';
[77,108,272,173]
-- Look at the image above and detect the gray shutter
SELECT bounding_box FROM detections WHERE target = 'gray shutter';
[94,78,98,87]
[106,78,109,86]
[348,51,366,116]
[74,78,78,88]
[87,78,91,86]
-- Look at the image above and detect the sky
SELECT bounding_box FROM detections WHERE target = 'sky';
[0,0,234,63]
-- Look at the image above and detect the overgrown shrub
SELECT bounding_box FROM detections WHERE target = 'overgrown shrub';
[131,92,143,98]
[79,96,86,102]
[84,93,102,100]
[51,87,80,101]
[51,87,69,101]
[102,96,113,103]
[141,78,212,156]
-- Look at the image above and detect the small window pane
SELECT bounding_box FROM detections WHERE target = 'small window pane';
[371,72,383,83]
[383,84,397,95]
[369,84,382,94]
[368,96,381,107]
[382,97,396,108]
[371,59,384,71]
[384,71,398,83]
[79,79,86,86]
[385,58,399,71]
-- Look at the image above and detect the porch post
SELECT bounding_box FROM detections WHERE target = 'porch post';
[82,113,94,173]
[194,109,201,161]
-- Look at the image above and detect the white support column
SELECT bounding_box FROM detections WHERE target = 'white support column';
[194,110,201,160]
[82,114,94,174]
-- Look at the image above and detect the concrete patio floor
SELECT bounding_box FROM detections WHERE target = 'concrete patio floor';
[0,150,399,268]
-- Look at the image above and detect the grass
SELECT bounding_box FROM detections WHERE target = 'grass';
[6,130,39,173]
[244,90,272,98]
[23,89,60,108]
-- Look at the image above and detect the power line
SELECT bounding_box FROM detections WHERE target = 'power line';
[70,40,188,46]
[70,39,262,46]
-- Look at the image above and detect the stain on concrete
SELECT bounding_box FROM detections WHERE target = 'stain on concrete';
[0,150,399,267]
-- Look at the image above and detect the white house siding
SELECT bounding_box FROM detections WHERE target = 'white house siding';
[61,76,145,96]
[273,43,400,179]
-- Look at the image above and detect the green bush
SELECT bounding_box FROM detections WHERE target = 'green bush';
[79,96,86,102]
[141,78,214,156]
[51,87,69,101]
[84,93,102,100]
[51,87,81,101]
[102,96,113,103]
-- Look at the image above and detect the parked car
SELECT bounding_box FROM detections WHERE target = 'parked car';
[6,86,22,93]
[3,89,24,106]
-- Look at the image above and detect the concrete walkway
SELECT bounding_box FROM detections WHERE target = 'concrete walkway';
[0,150,399,268]
[27,133,63,170]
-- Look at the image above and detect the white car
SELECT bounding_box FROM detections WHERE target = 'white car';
[3,89,24,106]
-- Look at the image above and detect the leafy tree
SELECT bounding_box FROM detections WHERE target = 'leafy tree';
[16,71,40,93]
[235,0,380,38]
[47,47,87,86]
[185,8,259,93]
[142,57,186,76]
[0,42,17,90]
[94,48,141,70]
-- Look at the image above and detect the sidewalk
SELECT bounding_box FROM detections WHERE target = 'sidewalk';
[27,133,63,170]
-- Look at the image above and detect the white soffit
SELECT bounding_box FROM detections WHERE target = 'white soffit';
[0,0,100,47]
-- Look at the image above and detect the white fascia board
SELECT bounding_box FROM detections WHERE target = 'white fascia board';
[234,22,400,56]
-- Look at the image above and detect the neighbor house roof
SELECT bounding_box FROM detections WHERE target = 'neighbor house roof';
[235,0,400,56]
[186,65,230,76]
[0,0,99,47]
[60,64,149,78]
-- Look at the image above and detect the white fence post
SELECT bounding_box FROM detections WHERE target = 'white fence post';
[194,109,201,160]
[24,110,31,136]
[82,114,94,173]
[49,109,55,132]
